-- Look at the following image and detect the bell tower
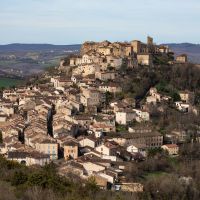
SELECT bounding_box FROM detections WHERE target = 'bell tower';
[147,36,153,45]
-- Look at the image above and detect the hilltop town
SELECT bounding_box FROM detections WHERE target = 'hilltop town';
[1,36,200,198]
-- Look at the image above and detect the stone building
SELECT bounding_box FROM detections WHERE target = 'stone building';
[64,140,79,160]
[137,53,153,66]
[176,54,188,63]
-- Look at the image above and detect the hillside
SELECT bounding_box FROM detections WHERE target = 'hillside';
[0,44,81,76]
[0,44,81,52]
[166,43,200,63]
[0,43,200,77]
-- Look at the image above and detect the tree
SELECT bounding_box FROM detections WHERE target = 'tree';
[105,91,113,106]
[85,176,99,194]
[147,147,164,158]
[144,175,186,200]
[11,171,28,186]
[170,90,181,102]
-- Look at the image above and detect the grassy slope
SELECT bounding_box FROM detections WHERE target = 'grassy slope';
[0,78,23,88]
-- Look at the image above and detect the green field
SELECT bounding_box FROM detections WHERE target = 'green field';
[0,78,24,88]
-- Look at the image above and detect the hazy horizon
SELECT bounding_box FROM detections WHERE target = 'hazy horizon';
[1,0,200,45]
[0,42,200,46]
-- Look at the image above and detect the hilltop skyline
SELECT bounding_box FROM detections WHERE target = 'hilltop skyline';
[1,0,200,45]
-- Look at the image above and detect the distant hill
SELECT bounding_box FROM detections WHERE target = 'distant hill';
[0,43,81,52]
[0,44,81,76]
[165,43,200,64]
[0,43,199,77]
[1,43,199,62]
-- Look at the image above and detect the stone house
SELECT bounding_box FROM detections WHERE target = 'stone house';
[137,53,153,66]
[133,109,150,122]
[7,151,50,166]
[176,54,188,63]
[126,144,146,156]
[82,162,106,176]
[95,141,118,156]
[90,123,116,133]
[79,64,100,76]
[26,152,50,166]
[149,87,161,101]
[78,136,101,148]
[147,87,171,104]
[105,55,123,70]
[115,109,136,125]
[72,114,93,129]
[35,138,58,160]
[146,96,158,105]
[70,56,82,66]
[99,83,122,93]
[91,114,116,133]
[179,91,194,104]
[64,140,79,160]
[97,46,113,56]
[51,78,73,88]
[162,144,179,155]
[95,71,116,81]
[158,45,170,54]
[111,131,163,149]
[164,130,187,144]
[80,87,102,107]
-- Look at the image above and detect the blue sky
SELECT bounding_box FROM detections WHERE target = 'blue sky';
[0,0,200,44]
